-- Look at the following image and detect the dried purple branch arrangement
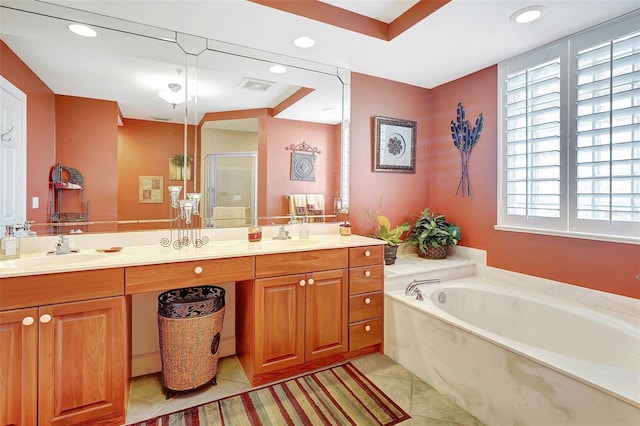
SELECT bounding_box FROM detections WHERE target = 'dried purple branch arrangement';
[451,102,484,197]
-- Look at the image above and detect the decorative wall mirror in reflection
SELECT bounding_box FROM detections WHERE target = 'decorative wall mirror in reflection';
[0,0,350,236]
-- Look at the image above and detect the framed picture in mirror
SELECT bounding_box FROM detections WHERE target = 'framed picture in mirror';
[373,116,417,173]
[139,176,163,203]
[169,154,193,181]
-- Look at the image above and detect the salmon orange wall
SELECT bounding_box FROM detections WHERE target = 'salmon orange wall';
[262,116,340,218]
[0,41,54,225]
[350,68,637,298]
[349,72,431,235]
[118,118,196,221]
[428,66,639,298]
[55,95,119,222]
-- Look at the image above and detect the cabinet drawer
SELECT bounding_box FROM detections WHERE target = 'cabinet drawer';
[255,248,347,278]
[349,265,382,295]
[125,256,254,294]
[349,292,382,323]
[349,318,382,351]
[349,245,383,267]
[0,268,124,311]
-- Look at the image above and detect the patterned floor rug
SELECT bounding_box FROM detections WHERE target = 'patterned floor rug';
[128,362,410,425]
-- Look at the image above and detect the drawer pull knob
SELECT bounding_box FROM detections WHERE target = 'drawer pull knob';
[22,316,35,326]
[364,250,371,257]
[364,297,371,305]
[194,266,203,275]
[299,280,306,287]
[364,270,371,277]
[40,314,52,324]
[364,325,371,332]
[308,278,315,285]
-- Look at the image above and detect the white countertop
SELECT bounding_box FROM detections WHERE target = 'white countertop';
[0,229,384,278]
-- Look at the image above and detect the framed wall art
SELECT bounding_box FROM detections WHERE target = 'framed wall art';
[139,176,163,203]
[169,154,193,181]
[286,141,321,182]
[373,116,417,173]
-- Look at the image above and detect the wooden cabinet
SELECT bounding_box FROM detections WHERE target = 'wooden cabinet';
[0,270,125,426]
[238,249,349,384]
[348,246,384,351]
[0,307,38,426]
[125,256,254,294]
[254,268,348,375]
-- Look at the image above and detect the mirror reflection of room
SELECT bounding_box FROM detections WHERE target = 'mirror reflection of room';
[0,1,348,236]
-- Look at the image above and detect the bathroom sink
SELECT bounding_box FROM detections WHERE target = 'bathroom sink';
[0,253,108,270]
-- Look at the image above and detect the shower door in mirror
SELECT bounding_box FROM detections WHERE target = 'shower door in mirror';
[205,153,257,228]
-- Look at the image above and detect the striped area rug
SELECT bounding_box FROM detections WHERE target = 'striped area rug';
[129,362,410,425]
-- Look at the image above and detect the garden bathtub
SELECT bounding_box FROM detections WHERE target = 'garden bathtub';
[385,277,640,425]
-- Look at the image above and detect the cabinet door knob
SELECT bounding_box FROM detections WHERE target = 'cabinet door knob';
[299,279,306,287]
[364,297,371,305]
[194,266,203,275]
[40,314,52,324]
[364,270,371,277]
[307,278,315,285]
[364,250,371,257]
[364,325,371,332]
[22,316,35,326]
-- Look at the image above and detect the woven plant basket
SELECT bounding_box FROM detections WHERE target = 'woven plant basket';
[418,245,449,259]
[158,286,225,393]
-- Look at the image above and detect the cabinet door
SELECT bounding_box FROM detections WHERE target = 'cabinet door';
[305,269,348,361]
[255,275,305,374]
[38,297,125,426]
[0,307,38,426]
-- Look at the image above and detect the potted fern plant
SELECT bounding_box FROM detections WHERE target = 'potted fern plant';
[376,215,410,265]
[404,208,461,259]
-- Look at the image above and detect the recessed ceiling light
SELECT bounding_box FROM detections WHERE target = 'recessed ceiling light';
[269,65,287,74]
[293,36,315,49]
[68,23,97,37]
[510,5,547,24]
[322,107,335,114]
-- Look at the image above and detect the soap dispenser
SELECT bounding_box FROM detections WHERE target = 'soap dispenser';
[299,217,309,239]
[0,225,20,260]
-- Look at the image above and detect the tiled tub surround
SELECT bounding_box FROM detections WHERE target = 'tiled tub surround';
[384,247,640,425]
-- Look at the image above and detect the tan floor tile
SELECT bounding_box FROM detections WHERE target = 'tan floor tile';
[364,373,413,414]
[411,381,482,426]
[216,355,250,384]
[351,352,417,381]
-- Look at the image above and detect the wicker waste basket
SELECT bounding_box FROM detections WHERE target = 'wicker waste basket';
[157,285,225,393]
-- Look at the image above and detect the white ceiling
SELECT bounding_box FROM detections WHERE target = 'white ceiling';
[41,0,639,88]
[2,0,639,126]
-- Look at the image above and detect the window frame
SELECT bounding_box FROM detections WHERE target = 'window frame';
[496,12,640,245]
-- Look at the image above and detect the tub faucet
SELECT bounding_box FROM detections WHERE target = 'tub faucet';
[405,278,441,297]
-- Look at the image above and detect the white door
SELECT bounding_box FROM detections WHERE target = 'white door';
[0,76,27,229]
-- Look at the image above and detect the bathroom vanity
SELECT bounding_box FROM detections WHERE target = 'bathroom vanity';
[0,231,384,426]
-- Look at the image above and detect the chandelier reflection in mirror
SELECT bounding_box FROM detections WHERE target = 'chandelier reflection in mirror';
[161,34,208,249]
[161,185,208,249]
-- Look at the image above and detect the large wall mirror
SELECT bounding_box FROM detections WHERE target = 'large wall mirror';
[0,0,350,236]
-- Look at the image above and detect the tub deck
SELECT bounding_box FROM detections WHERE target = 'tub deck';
[384,249,640,425]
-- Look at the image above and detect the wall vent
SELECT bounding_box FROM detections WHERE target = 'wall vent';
[239,78,275,91]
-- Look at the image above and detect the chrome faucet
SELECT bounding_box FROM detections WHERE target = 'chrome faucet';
[274,225,290,240]
[48,235,76,255]
[405,278,441,300]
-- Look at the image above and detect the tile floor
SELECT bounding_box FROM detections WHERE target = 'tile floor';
[126,352,484,425]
